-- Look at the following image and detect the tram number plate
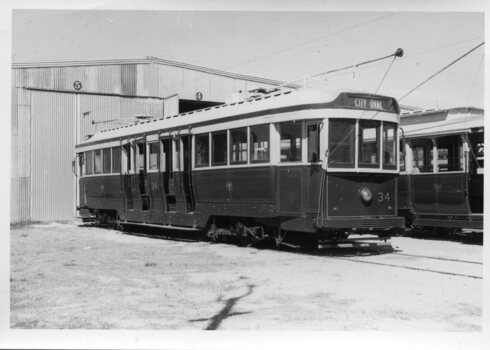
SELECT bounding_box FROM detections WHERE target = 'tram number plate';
[377,192,391,203]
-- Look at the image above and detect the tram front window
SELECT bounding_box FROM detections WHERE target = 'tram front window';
[359,120,380,168]
[383,122,397,170]
[328,119,356,168]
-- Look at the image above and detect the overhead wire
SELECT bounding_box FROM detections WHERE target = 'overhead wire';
[164,14,398,94]
[398,42,484,102]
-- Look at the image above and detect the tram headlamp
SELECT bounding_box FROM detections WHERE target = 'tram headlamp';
[359,186,372,203]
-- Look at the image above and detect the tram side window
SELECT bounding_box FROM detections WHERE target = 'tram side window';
[148,142,159,171]
[85,151,93,175]
[411,139,433,173]
[250,124,269,163]
[436,135,462,172]
[383,122,397,170]
[359,120,380,168]
[399,140,405,172]
[468,132,484,173]
[94,149,102,174]
[230,128,248,164]
[195,133,210,167]
[328,119,355,168]
[136,143,145,172]
[102,148,111,174]
[112,147,121,173]
[122,144,131,174]
[212,131,227,166]
[307,123,320,162]
[280,122,302,162]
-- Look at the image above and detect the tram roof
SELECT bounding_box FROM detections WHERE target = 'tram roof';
[400,107,484,138]
[76,87,399,148]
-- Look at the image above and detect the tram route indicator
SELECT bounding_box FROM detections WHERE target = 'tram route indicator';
[354,97,383,110]
[342,94,397,112]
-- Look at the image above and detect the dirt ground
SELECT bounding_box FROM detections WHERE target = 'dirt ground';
[10,222,482,331]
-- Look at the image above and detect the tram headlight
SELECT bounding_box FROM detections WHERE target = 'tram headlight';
[359,186,372,203]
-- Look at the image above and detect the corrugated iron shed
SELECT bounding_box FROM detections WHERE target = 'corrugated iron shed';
[11,57,296,223]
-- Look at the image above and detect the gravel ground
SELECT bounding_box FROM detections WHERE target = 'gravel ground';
[9,221,483,333]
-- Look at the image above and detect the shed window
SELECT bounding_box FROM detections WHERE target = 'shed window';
[148,142,159,170]
[112,147,121,173]
[328,119,355,167]
[230,128,248,164]
[195,134,210,167]
[85,151,93,175]
[212,131,227,166]
[280,122,302,162]
[94,150,102,174]
[102,148,111,174]
[250,124,270,163]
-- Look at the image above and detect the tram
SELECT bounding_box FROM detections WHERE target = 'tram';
[75,87,405,247]
[398,107,484,231]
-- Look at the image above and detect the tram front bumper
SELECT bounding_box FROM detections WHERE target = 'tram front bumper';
[315,216,405,230]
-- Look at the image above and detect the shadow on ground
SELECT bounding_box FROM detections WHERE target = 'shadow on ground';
[188,284,255,330]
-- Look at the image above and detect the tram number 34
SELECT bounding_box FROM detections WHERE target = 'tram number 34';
[377,192,391,203]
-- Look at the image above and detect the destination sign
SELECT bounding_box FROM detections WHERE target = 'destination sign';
[331,93,399,113]
[343,94,397,113]
[353,97,383,110]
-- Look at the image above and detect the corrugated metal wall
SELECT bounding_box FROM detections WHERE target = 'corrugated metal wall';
[31,91,77,221]
[11,88,32,223]
[11,60,286,223]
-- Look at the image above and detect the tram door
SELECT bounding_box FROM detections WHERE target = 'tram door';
[122,144,134,213]
[161,138,176,211]
[181,135,196,212]
[467,132,484,214]
[135,142,150,215]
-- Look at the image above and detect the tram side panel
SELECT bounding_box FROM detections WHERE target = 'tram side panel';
[193,166,277,219]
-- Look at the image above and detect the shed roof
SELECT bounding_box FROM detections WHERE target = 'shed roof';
[12,56,300,89]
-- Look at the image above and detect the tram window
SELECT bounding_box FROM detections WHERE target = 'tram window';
[307,123,320,162]
[195,133,210,167]
[230,128,248,164]
[122,144,131,173]
[469,132,484,173]
[411,139,433,173]
[102,148,111,174]
[359,120,380,168]
[280,122,302,162]
[94,149,102,174]
[328,119,355,168]
[212,131,227,166]
[136,143,145,171]
[383,122,397,169]
[112,147,121,173]
[250,124,269,163]
[85,151,93,175]
[436,135,462,172]
[148,142,159,170]
[399,140,405,172]
[160,139,172,173]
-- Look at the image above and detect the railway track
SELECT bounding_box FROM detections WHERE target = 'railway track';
[330,255,482,279]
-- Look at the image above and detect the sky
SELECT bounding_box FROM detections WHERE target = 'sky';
[10,8,485,110]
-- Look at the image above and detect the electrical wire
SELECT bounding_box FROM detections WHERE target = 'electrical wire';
[398,42,484,102]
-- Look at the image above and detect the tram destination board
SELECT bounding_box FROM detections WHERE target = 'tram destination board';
[333,93,399,113]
